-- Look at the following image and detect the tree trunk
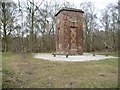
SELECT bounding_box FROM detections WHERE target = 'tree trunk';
[2,2,8,52]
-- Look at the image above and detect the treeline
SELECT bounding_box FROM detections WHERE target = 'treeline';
[0,0,118,53]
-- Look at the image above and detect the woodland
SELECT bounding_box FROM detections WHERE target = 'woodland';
[0,0,119,53]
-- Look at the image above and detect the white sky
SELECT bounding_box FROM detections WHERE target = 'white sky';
[69,0,118,9]
[13,0,118,10]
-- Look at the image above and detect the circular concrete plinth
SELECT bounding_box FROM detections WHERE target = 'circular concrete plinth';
[33,53,118,62]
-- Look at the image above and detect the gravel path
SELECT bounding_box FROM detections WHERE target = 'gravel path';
[33,53,118,62]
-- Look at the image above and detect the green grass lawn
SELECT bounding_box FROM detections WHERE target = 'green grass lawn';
[0,52,2,89]
[2,52,118,88]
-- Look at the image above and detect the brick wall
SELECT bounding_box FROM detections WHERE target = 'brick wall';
[55,8,84,55]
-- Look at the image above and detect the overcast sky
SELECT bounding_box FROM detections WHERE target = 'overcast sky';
[13,0,118,10]
[12,0,118,29]
[69,0,118,9]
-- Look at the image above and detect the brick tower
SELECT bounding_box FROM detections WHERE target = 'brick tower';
[55,8,84,55]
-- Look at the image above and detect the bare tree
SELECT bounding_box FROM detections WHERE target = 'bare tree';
[118,0,120,58]
[0,1,16,52]
[100,3,118,51]
[80,2,97,52]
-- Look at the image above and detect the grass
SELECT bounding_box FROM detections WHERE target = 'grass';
[0,52,2,89]
[2,52,118,88]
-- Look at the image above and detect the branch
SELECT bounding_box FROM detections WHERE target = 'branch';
[28,0,44,11]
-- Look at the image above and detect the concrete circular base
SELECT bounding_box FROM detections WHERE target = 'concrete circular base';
[33,53,118,62]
